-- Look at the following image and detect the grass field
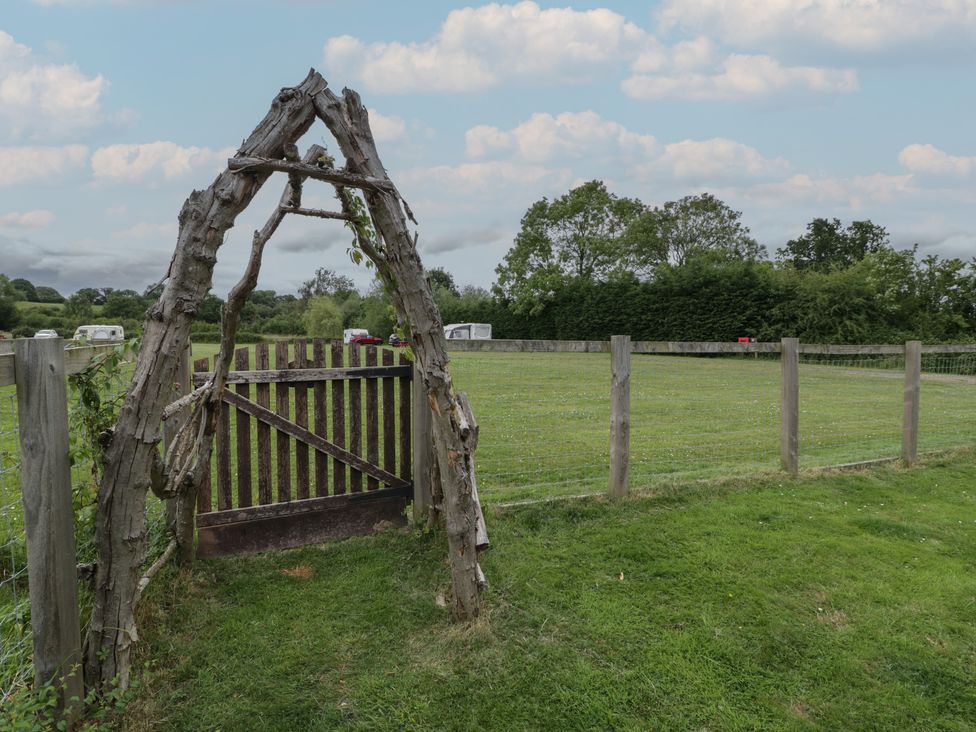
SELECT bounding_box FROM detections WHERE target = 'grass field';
[124,453,976,731]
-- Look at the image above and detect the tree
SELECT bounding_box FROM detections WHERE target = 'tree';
[494,180,642,313]
[776,218,889,272]
[10,277,37,301]
[0,275,19,330]
[298,267,356,302]
[427,267,459,297]
[625,193,762,277]
[34,286,64,303]
[302,295,343,338]
[103,289,148,320]
[63,292,94,320]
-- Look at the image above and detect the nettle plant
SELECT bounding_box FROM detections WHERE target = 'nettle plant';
[68,338,140,555]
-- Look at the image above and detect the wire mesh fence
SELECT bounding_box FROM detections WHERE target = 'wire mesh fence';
[0,387,29,704]
[630,354,780,487]
[919,353,976,454]
[449,351,611,503]
[449,345,976,504]
[798,353,906,467]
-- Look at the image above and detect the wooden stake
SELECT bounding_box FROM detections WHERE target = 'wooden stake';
[780,337,799,476]
[609,335,631,498]
[14,338,83,720]
[902,340,921,464]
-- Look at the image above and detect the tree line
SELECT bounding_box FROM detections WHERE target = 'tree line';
[3,180,974,344]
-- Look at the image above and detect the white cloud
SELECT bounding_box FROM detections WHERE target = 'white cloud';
[657,0,976,52]
[0,144,89,185]
[0,209,55,228]
[368,111,407,143]
[725,173,918,209]
[657,138,789,179]
[400,161,571,195]
[324,1,650,93]
[0,30,107,139]
[898,143,975,176]
[623,53,857,100]
[464,111,783,181]
[113,221,177,239]
[466,111,657,163]
[91,141,234,180]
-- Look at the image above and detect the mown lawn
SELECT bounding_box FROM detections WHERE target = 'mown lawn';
[126,453,976,731]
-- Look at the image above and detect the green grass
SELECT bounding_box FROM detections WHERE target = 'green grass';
[126,453,976,730]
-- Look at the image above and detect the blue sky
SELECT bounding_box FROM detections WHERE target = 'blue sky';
[1,0,974,297]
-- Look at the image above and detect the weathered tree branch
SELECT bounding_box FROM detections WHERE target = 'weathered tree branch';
[313,85,485,619]
[228,156,395,194]
[280,206,354,221]
[85,69,326,693]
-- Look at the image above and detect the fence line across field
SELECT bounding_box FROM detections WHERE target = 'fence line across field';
[1,335,974,706]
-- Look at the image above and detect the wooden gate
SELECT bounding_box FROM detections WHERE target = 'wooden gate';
[192,340,414,557]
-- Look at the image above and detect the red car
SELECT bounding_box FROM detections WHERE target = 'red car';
[349,334,383,346]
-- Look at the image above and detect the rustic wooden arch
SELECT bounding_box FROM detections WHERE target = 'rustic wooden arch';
[84,70,487,692]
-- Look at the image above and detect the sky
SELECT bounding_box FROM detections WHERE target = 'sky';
[0,0,974,298]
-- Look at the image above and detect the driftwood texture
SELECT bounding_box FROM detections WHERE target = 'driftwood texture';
[85,71,326,692]
[87,68,487,694]
[312,86,485,619]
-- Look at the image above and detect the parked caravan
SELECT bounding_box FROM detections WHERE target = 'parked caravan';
[73,324,125,342]
[443,323,492,340]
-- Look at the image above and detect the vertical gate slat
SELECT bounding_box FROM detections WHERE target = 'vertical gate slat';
[235,347,252,508]
[215,355,232,511]
[312,339,329,497]
[382,349,395,484]
[366,346,379,490]
[255,343,272,505]
[193,357,212,514]
[294,339,310,501]
[330,341,346,495]
[275,341,292,502]
[398,352,411,482]
[348,342,363,492]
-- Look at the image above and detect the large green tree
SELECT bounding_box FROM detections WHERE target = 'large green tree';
[777,218,889,272]
[494,180,642,313]
[298,267,356,302]
[625,193,763,278]
[302,295,344,339]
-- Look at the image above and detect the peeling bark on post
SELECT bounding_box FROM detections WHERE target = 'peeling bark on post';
[84,71,326,692]
[312,86,485,619]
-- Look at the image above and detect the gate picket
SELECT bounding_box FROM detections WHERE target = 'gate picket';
[215,355,232,511]
[382,349,396,480]
[235,347,252,508]
[193,357,212,514]
[294,340,310,501]
[349,343,363,492]
[275,341,291,502]
[399,352,411,481]
[330,341,346,495]
[255,343,272,505]
[366,346,379,491]
[313,339,328,497]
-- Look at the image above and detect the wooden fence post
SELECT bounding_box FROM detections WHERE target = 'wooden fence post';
[412,362,431,521]
[902,340,921,464]
[164,342,192,531]
[609,335,631,497]
[14,338,84,718]
[780,337,799,476]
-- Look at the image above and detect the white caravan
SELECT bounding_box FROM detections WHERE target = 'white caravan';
[73,324,125,342]
[343,328,369,344]
[443,323,492,340]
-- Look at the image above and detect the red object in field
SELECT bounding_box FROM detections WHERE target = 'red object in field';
[737,337,750,343]
[350,335,383,346]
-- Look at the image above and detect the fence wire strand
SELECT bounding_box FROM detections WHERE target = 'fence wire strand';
[0,389,29,703]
